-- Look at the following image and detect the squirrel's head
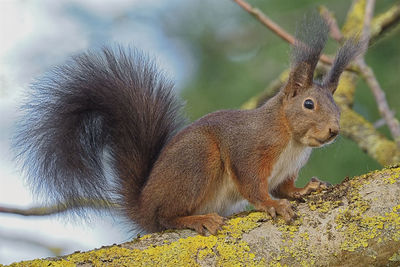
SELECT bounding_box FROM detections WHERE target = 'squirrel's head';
[281,14,363,148]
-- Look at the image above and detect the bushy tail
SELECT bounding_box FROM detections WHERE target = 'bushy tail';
[14,47,185,215]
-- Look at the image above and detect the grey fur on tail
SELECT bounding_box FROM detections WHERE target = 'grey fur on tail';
[13,46,186,213]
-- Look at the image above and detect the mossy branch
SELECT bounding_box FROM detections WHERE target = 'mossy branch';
[8,165,400,266]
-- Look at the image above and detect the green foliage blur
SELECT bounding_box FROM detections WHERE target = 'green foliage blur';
[162,0,399,185]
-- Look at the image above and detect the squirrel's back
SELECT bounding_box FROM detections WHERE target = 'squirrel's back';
[14,47,186,218]
[14,14,362,235]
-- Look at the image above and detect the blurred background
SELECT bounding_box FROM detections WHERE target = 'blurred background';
[0,0,399,264]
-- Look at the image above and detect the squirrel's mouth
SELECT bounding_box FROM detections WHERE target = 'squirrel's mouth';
[312,135,337,147]
[305,133,338,147]
[302,128,340,147]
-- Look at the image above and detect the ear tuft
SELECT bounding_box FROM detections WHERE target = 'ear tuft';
[284,13,329,96]
[291,13,329,69]
[322,36,366,93]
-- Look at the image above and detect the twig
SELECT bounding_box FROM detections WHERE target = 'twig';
[233,0,334,66]
[362,0,375,42]
[319,6,344,43]
[355,0,400,147]
[370,3,400,43]
[358,60,400,146]
[0,199,117,216]
[373,110,396,128]
[233,0,294,43]
[373,118,386,129]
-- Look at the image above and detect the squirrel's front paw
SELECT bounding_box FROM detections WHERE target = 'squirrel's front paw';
[264,199,296,223]
[301,177,331,196]
[289,177,331,199]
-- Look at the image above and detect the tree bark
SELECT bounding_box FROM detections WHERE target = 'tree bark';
[8,165,400,266]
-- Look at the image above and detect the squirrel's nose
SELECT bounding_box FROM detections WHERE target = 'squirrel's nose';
[328,127,339,139]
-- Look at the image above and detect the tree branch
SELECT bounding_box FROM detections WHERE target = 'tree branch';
[0,199,116,216]
[232,0,335,66]
[354,0,400,148]
[362,0,375,41]
[358,60,400,147]
[9,165,400,266]
[319,5,344,43]
[370,3,400,43]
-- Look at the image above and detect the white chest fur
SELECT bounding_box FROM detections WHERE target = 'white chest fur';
[195,140,312,217]
[267,140,312,192]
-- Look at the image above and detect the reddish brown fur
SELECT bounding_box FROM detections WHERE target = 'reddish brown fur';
[129,24,357,232]
[16,18,362,235]
[135,92,311,232]
[192,131,225,215]
[274,176,299,199]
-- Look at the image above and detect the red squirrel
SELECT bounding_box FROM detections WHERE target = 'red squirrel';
[14,16,362,235]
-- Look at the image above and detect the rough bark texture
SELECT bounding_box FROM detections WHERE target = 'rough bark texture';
[6,165,400,266]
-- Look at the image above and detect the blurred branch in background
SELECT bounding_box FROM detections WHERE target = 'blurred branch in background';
[319,6,344,43]
[0,199,116,216]
[233,0,335,67]
[356,0,400,149]
[238,0,400,165]
[369,3,400,43]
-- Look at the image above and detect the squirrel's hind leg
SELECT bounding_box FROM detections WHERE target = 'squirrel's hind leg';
[137,129,227,234]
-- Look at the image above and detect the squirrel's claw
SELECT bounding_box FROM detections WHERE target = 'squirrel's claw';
[196,213,225,236]
[266,206,277,219]
[287,177,331,200]
[264,199,296,223]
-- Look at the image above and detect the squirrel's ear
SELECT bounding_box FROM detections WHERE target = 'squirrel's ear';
[322,37,365,94]
[283,61,315,97]
[283,13,329,97]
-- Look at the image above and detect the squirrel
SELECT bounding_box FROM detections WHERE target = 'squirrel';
[13,15,362,235]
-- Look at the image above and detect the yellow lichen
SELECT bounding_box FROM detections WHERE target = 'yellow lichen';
[7,167,400,266]
[341,0,366,37]
[335,169,400,252]
[389,250,400,262]
[334,72,357,107]
[269,217,317,266]
[339,106,400,166]
[138,234,152,240]
[382,167,400,184]
[8,259,75,267]
[308,199,342,213]
[371,4,400,38]
[9,212,267,267]
[220,211,265,239]
[241,96,260,110]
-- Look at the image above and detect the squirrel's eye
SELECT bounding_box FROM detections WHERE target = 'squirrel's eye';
[304,99,314,110]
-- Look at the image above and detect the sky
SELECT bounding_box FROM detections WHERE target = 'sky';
[0,0,192,264]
